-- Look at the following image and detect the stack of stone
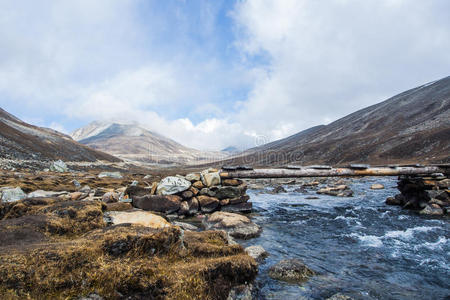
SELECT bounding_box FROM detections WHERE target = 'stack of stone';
[129,168,252,216]
[386,173,449,216]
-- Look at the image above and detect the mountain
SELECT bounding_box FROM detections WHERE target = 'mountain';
[0,108,120,162]
[221,146,241,154]
[71,122,229,165]
[223,76,450,166]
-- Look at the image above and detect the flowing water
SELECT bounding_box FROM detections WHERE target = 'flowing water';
[242,177,450,299]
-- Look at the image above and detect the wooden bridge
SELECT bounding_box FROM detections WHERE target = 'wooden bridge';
[219,164,450,179]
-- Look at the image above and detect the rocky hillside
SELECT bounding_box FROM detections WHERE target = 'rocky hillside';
[0,108,120,162]
[224,76,450,166]
[72,122,228,165]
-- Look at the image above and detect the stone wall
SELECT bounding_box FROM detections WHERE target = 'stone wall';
[127,168,252,216]
[386,173,449,216]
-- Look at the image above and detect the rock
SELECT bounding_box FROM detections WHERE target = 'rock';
[429,198,447,207]
[71,192,84,201]
[102,192,119,203]
[173,221,198,231]
[0,187,27,203]
[203,212,262,239]
[192,181,205,189]
[427,190,449,201]
[143,175,152,179]
[79,293,104,300]
[272,185,287,193]
[221,202,253,214]
[185,173,201,182]
[201,171,221,187]
[386,196,401,205]
[326,294,354,300]
[214,185,247,200]
[305,196,319,200]
[437,179,450,188]
[228,195,250,205]
[227,284,255,300]
[317,185,353,197]
[125,185,150,199]
[200,188,216,197]
[181,190,194,199]
[157,176,191,195]
[220,199,230,206]
[371,183,385,190]
[419,205,444,216]
[189,186,199,196]
[222,179,243,186]
[105,202,133,212]
[130,180,139,186]
[188,197,199,214]
[106,211,171,230]
[49,160,68,172]
[197,195,220,213]
[245,245,268,262]
[268,259,315,284]
[150,182,158,195]
[27,190,67,198]
[72,180,81,189]
[132,195,182,214]
[178,201,190,215]
[98,171,123,179]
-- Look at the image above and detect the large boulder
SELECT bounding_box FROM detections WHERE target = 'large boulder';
[132,195,182,214]
[106,211,171,230]
[49,160,68,172]
[268,259,315,284]
[214,185,247,200]
[201,170,221,187]
[157,176,191,195]
[1,187,27,203]
[197,195,220,213]
[203,211,262,239]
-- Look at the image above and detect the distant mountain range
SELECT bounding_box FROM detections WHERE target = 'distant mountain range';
[221,76,450,166]
[0,108,120,162]
[71,122,229,165]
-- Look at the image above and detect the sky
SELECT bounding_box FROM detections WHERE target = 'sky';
[1,0,450,151]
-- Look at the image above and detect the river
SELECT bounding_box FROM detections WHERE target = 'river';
[241,177,449,299]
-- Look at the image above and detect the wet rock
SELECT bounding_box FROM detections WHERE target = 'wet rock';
[268,259,315,284]
[132,195,182,214]
[201,170,221,187]
[227,284,255,300]
[1,187,27,203]
[221,202,253,214]
[272,185,287,193]
[102,192,119,203]
[188,197,199,214]
[214,185,247,200]
[419,205,444,216]
[173,221,198,231]
[317,185,353,197]
[245,245,268,262]
[203,211,262,239]
[370,183,385,190]
[49,160,68,172]
[197,195,220,213]
[185,173,201,182]
[305,196,319,200]
[98,171,123,179]
[326,294,354,300]
[386,196,402,205]
[157,176,191,195]
[106,211,171,229]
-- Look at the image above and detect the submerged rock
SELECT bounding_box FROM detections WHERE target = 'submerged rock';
[203,211,262,239]
[157,176,191,195]
[419,205,444,216]
[370,183,385,190]
[268,259,315,284]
